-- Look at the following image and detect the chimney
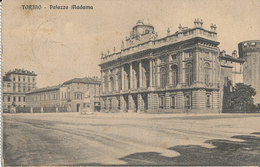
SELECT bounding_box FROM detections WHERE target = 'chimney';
[197,18,200,27]
[194,18,197,27]
[210,24,214,31]
[232,50,237,57]
[222,50,226,56]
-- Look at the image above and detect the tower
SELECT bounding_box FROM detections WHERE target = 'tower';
[238,40,260,104]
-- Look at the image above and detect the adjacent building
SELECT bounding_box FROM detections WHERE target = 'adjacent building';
[238,40,260,105]
[219,50,244,109]
[2,69,37,111]
[25,77,101,112]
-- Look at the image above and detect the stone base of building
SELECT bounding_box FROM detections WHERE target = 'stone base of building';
[101,89,220,113]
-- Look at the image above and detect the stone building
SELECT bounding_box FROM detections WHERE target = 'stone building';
[26,85,61,108]
[60,77,101,112]
[100,19,223,113]
[25,77,101,112]
[238,40,260,105]
[219,50,244,109]
[2,69,37,111]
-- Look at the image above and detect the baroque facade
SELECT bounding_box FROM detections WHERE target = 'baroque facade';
[100,19,225,113]
[2,69,37,111]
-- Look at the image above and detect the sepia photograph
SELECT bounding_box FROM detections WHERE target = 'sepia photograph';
[2,0,260,166]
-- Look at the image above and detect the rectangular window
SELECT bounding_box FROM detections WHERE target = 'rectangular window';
[185,95,191,109]
[8,96,10,102]
[118,99,120,109]
[109,99,112,110]
[18,97,21,102]
[13,77,16,81]
[18,76,21,82]
[13,83,16,92]
[13,96,16,102]
[104,99,107,109]
[206,94,211,108]
[18,83,21,92]
[171,95,176,109]
[23,77,25,82]
[28,77,30,82]
[159,96,165,109]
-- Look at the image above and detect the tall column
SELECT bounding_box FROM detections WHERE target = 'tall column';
[139,61,143,88]
[130,63,133,89]
[182,52,186,84]
[115,74,119,91]
[196,48,199,82]
[149,59,153,87]
[121,66,125,90]
[101,70,104,94]
[157,58,160,87]
[169,66,172,86]
[108,78,111,92]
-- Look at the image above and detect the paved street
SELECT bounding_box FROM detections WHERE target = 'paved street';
[3,112,260,166]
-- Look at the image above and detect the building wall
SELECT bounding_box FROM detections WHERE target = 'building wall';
[100,20,221,113]
[2,69,37,111]
[239,40,260,104]
[25,82,101,112]
[26,89,60,108]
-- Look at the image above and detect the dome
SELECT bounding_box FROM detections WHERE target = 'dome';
[135,19,152,26]
[136,20,144,25]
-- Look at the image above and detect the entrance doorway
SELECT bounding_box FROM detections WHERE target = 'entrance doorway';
[77,104,80,112]
[142,93,148,111]
[132,94,138,112]
[124,95,129,112]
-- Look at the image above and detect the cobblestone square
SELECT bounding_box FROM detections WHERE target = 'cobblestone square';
[3,112,260,166]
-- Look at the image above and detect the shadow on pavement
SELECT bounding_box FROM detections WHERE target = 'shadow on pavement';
[119,132,260,166]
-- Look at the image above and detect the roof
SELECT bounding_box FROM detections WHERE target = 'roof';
[62,77,101,85]
[26,85,61,94]
[2,76,11,82]
[6,69,37,76]
[219,54,245,63]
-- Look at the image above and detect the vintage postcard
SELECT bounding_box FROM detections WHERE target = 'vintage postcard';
[2,0,260,166]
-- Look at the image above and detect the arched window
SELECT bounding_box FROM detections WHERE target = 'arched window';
[185,63,193,86]
[110,76,114,92]
[104,76,108,93]
[172,65,178,87]
[160,67,167,88]
[204,63,210,85]
[117,73,122,91]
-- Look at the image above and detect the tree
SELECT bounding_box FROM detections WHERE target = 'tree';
[229,83,256,111]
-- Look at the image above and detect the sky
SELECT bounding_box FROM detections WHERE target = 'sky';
[2,0,260,88]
